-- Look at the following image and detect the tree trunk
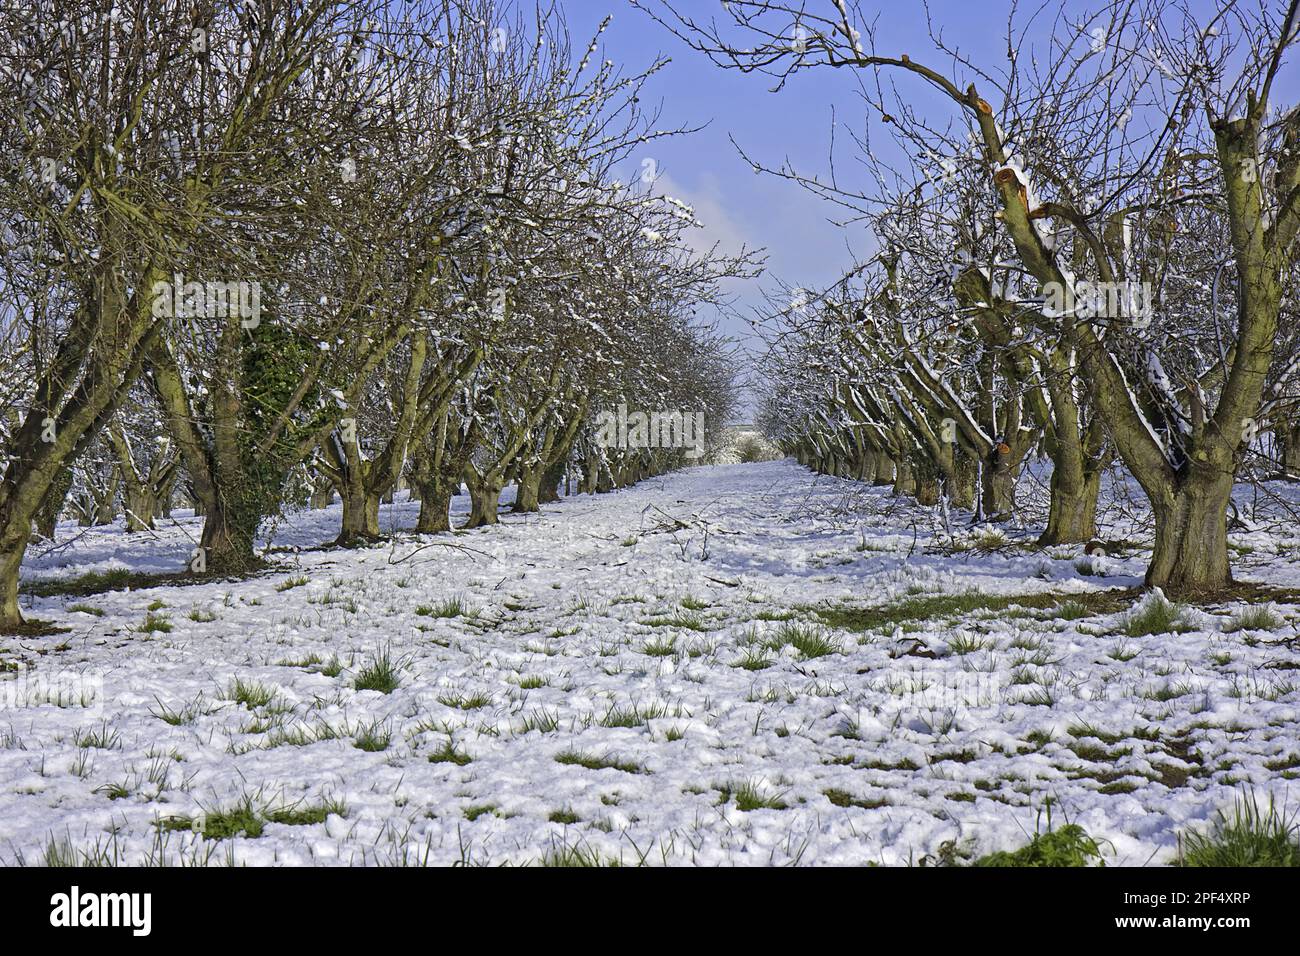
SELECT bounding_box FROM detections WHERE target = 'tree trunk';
[581,452,600,494]
[949,456,977,511]
[874,456,896,486]
[893,458,916,497]
[336,484,381,545]
[916,476,941,506]
[1280,423,1300,479]
[464,478,502,528]
[981,463,1017,522]
[0,516,29,629]
[538,457,565,503]
[1040,462,1102,545]
[92,470,121,526]
[32,469,74,542]
[415,480,453,533]
[198,502,258,573]
[856,451,878,483]
[124,489,157,532]
[513,466,542,513]
[1146,474,1234,595]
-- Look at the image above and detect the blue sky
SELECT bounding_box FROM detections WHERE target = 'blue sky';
[560,2,1028,364]
[559,0,1260,405]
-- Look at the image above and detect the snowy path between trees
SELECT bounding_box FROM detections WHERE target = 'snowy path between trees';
[4,460,1300,866]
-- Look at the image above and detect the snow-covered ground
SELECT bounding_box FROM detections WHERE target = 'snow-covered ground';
[3,460,1299,866]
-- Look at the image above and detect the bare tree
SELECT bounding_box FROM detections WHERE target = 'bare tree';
[645,0,1300,593]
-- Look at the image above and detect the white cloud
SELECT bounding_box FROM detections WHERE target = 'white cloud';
[652,171,751,259]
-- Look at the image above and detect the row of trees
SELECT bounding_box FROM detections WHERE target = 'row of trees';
[0,0,751,629]
[644,0,1300,594]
